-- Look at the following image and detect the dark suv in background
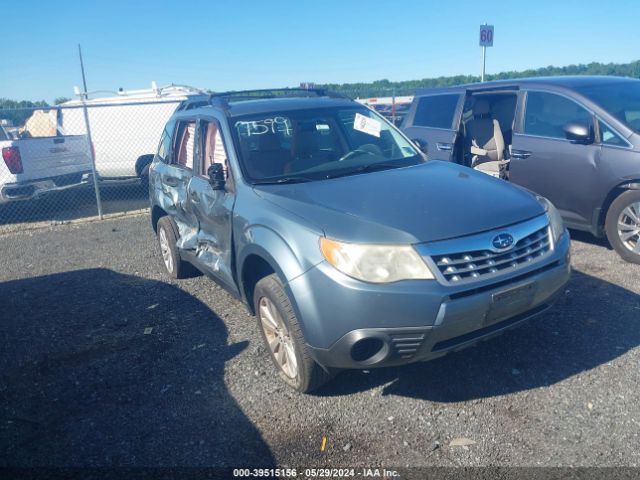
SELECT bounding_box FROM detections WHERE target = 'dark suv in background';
[403,76,640,263]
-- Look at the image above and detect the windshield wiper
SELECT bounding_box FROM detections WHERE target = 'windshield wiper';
[253,176,314,185]
[325,162,405,179]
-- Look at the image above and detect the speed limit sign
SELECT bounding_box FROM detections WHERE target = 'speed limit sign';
[479,25,494,47]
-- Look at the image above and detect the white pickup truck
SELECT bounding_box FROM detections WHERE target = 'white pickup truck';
[0,124,93,205]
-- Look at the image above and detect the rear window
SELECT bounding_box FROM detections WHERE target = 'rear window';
[0,127,7,141]
[413,94,460,129]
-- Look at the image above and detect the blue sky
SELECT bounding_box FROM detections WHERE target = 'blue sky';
[1,0,639,102]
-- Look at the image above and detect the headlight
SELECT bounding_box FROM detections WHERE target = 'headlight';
[537,196,565,243]
[319,238,435,283]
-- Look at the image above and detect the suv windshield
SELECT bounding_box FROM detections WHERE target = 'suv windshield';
[576,82,640,133]
[231,106,422,183]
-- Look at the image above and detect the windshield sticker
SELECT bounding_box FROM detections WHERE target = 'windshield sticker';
[353,113,381,138]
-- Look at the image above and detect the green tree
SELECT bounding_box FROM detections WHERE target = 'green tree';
[318,60,640,98]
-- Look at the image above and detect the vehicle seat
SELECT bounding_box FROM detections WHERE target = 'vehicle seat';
[291,129,331,170]
[466,98,507,178]
[246,133,290,179]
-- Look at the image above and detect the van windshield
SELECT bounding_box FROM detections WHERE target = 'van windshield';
[231,107,422,183]
[576,82,640,133]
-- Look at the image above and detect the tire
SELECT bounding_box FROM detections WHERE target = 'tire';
[605,190,640,264]
[156,216,191,278]
[254,273,333,393]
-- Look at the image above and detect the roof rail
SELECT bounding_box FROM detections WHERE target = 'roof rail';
[208,88,350,109]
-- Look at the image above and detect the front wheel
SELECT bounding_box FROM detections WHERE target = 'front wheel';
[605,190,640,264]
[254,274,333,393]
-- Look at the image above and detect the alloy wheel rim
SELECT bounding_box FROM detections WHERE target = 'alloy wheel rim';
[258,296,298,379]
[159,227,173,272]
[617,202,640,254]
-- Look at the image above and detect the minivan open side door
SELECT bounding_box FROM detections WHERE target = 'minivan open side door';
[402,91,464,161]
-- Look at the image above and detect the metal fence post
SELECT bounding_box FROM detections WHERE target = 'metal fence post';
[76,44,103,219]
[75,89,103,219]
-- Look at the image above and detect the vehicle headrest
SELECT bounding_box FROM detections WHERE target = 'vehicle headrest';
[472,98,490,116]
[258,133,281,151]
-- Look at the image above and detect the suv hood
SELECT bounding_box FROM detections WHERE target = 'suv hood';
[253,161,546,244]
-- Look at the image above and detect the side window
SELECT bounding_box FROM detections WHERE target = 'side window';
[200,120,230,179]
[413,94,460,129]
[598,120,627,147]
[173,121,196,169]
[156,120,176,163]
[524,92,592,139]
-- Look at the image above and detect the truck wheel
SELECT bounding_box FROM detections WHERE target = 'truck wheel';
[156,216,190,278]
[254,273,333,393]
[605,190,640,264]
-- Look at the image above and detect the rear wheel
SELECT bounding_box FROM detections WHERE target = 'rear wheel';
[156,216,191,278]
[605,190,640,264]
[254,273,333,393]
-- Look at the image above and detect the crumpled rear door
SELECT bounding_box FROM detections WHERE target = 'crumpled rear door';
[155,120,199,250]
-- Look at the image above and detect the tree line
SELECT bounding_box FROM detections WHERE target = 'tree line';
[2,59,640,124]
[318,60,640,98]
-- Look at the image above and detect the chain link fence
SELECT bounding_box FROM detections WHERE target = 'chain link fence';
[0,87,417,233]
[0,96,190,232]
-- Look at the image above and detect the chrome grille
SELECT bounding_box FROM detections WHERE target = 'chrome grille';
[432,227,551,284]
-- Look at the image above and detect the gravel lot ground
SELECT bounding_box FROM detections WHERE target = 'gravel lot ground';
[1,214,639,470]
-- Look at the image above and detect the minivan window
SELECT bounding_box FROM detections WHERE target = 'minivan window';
[413,94,460,129]
[232,107,421,183]
[524,91,592,139]
[599,120,628,147]
[576,82,640,134]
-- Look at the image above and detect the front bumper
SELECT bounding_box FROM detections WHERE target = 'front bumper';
[0,171,93,203]
[288,231,571,369]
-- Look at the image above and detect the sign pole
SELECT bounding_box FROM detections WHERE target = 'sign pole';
[481,45,486,82]
[479,23,493,83]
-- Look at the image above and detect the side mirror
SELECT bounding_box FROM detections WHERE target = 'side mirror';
[412,138,429,154]
[564,121,593,145]
[207,163,225,190]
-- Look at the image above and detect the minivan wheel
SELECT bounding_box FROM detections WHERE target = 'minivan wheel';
[605,190,640,264]
[156,216,190,278]
[254,274,333,393]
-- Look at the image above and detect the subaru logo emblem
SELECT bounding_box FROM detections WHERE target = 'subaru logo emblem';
[492,233,514,250]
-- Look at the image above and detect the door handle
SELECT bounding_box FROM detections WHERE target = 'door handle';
[436,142,453,151]
[163,176,180,187]
[511,150,532,160]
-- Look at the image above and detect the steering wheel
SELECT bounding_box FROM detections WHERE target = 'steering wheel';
[338,143,383,162]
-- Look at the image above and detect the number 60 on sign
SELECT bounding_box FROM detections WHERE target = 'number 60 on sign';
[479,25,494,47]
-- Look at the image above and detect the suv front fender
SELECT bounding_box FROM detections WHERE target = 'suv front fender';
[236,224,323,304]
